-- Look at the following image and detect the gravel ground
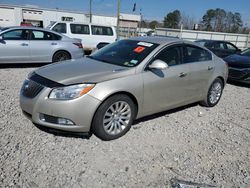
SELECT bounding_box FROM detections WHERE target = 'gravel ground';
[0,65,249,188]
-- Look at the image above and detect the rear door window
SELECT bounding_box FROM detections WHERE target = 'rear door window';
[70,24,90,34]
[31,30,61,40]
[184,45,212,63]
[52,23,66,34]
[91,25,113,36]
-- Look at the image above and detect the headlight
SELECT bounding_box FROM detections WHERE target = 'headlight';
[49,84,95,100]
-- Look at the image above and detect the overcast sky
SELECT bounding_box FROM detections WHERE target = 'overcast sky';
[1,0,250,26]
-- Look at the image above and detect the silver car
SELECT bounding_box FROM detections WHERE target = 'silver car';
[0,26,84,63]
[20,37,228,140]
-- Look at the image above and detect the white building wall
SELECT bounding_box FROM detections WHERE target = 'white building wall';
[0,7,15,27]
[92,15,117,26]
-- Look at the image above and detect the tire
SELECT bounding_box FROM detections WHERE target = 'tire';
[91,94,136,141]
[201,78,224,107]
[52,51,71,62]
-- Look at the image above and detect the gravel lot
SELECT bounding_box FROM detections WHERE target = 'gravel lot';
[0,65,249,188]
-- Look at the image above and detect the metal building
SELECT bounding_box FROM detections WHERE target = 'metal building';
[0,4,141,32]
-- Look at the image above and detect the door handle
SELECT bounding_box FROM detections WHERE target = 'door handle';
[21,43,28,46]
[179,72,187,77]
[208,66,214,71]
[51,42,57,45]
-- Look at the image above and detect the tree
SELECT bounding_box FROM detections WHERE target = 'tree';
[164,10,181,28]
[181,12,196,30]
[149,20,159,29]
[200,8,243,33]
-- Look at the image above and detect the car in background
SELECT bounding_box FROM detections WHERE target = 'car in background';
[195,39,241,58]
[0,26,84,64]
[224,48,250,84]
[48,22,117,53]
[20,37,228,140]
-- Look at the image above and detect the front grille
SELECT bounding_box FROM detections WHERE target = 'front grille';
[228,69,247,79]
[21,79,44,98]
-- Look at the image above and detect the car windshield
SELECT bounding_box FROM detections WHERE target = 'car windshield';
[241,48,250,57]
[89,40,159,67]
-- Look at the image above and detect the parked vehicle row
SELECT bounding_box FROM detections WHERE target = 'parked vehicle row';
[0,26,84,64]
[48,22,117,52]
[20,37,228,140]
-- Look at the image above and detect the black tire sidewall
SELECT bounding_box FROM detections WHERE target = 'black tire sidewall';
[53,51,70,62]
[207,78,223,107]
[92,94,136,141]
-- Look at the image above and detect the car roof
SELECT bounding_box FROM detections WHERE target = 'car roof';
[129,36,182,45]
[196,39,230,43]
[0,26,66,38]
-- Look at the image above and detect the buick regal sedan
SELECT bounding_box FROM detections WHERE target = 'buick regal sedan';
[20,37,228,140]
[0,26,84,64]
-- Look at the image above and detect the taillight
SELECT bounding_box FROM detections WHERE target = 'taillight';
[73,43,83,48]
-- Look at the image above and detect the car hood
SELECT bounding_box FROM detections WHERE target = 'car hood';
[224,54,250,68]
[35,57,135,85]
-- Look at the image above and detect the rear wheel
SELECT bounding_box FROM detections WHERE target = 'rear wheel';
[202,78,224,107]
[92,94,136,141]
[52,51,71,62]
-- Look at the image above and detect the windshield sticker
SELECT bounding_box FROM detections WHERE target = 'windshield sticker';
[137,42,153,47]
[134,46,145,53]
[124,62,129,66]
[130,60,138,64]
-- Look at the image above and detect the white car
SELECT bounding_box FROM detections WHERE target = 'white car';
[49,22,117,52]
[0,26,84,64]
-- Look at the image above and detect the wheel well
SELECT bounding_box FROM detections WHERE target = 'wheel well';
[52,50,71,61]
[216,76,225,87]
[90,91,139,132]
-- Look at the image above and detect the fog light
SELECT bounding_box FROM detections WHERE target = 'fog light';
[57,118,74,125]
[39,113,75,126]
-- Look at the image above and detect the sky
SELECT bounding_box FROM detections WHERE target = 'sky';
[1,0,250,26]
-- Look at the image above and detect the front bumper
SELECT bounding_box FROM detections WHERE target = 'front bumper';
[20,84,101,133]
[228,67,250,84]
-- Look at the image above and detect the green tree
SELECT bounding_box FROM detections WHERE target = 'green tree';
[201,8,243,33]
[149,20,159,29]
[164,10,181,28]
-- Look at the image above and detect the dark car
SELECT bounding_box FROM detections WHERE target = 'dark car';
[224,48,250,84]
[195,39,241,58]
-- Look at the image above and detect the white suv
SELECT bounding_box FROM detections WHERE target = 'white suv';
[49,22,117,52]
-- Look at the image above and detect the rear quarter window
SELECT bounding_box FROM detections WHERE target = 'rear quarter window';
[91,25,113,36]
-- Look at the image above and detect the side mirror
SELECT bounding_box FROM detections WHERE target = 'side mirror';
[236,49,242,54]
[96,42,109,50]
[148,59,168,70]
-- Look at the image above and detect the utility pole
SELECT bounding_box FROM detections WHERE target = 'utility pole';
[116,0,121,39]
[89,0,92,23]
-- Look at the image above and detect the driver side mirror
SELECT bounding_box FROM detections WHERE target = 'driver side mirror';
[236,48,242,54]
[0,35,5,44]
[148,59,168,70]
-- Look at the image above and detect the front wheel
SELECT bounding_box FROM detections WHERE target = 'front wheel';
[202,78,224,107]
[91,94,136,141]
